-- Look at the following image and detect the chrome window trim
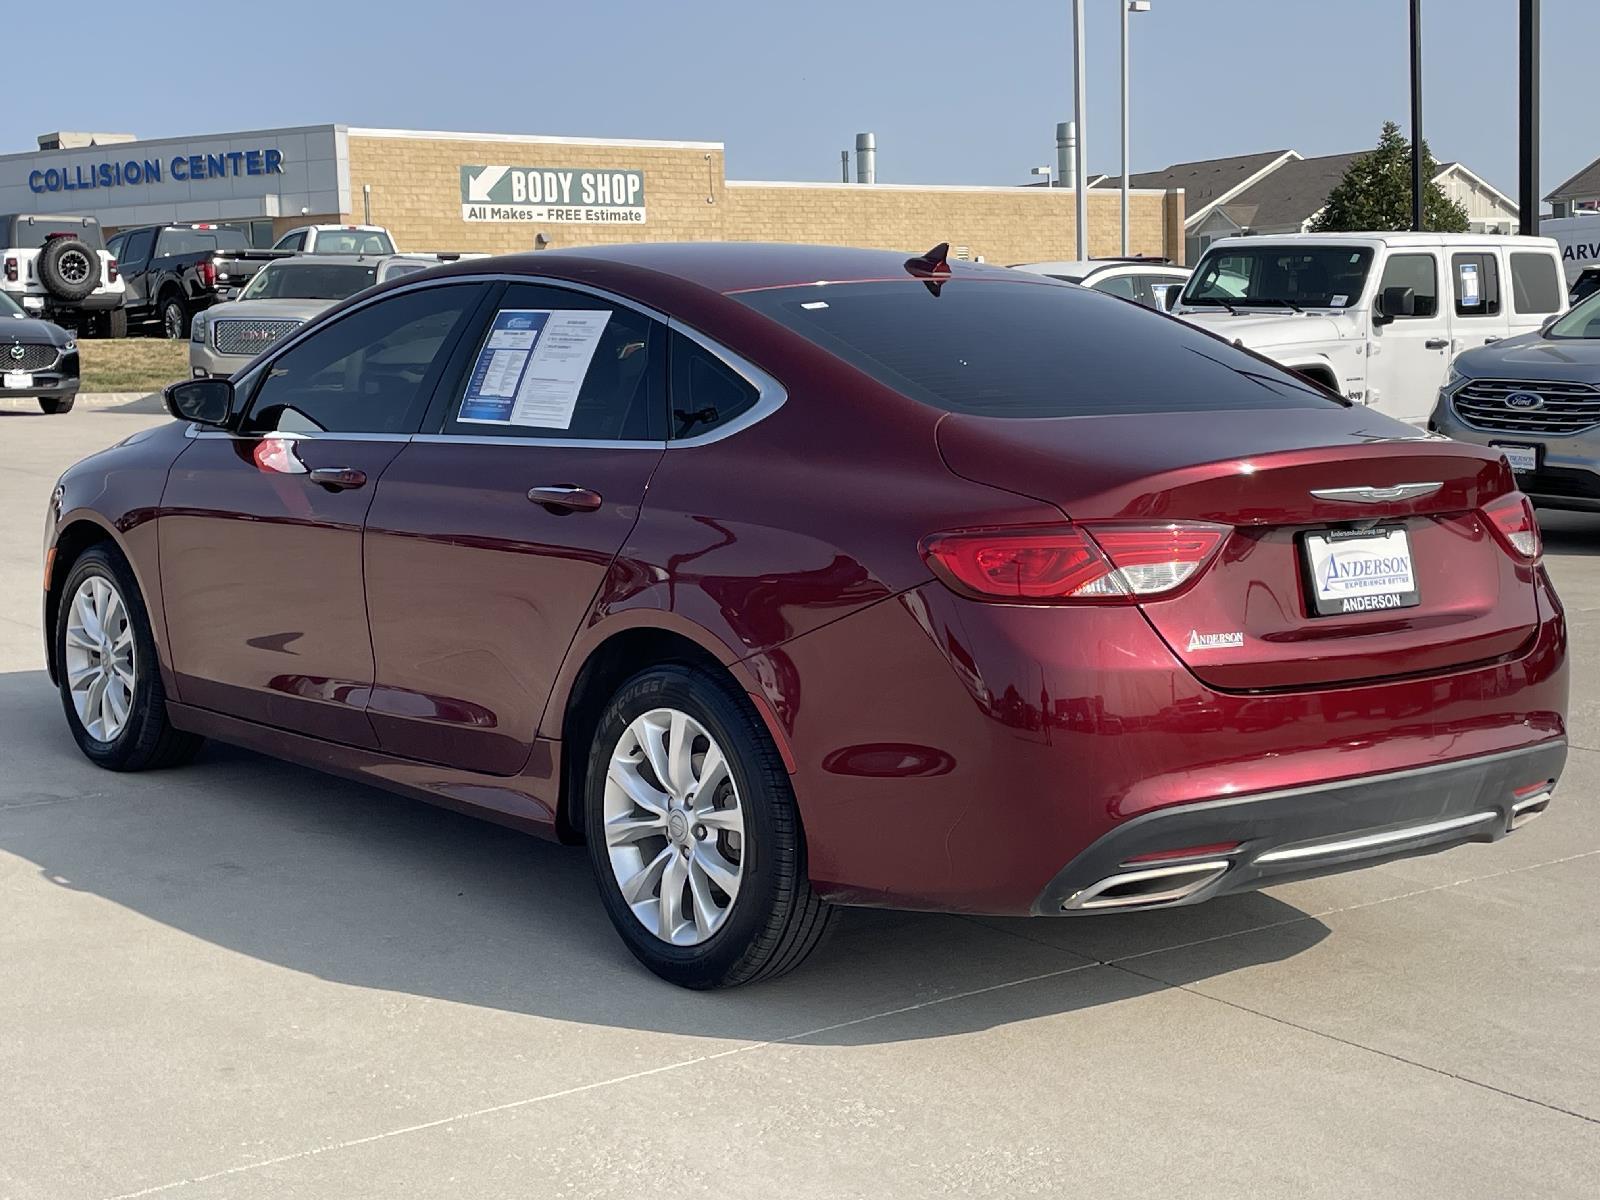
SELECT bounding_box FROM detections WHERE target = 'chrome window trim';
[186,425,413,443]
[211,271,786,450]
[666,318,788,448]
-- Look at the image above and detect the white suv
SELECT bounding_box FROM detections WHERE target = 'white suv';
[0,214,126,336]
[1013,257,1191,310]
[1172,233,1568,425]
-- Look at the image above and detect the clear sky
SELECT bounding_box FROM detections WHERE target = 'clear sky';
[6,0,1595,200]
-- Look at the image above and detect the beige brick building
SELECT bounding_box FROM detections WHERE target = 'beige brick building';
[1,124,1185,265]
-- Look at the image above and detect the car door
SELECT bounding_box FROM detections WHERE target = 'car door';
[1448,248,1509,356]
[1370,250,1447,423]
[158,282,489,745]
[1508,249,1565,335]
[361,281,668,775]
[117,228,156,315]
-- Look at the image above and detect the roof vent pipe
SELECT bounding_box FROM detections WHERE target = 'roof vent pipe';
[1056,121,1077,191]
[855,132,877,185]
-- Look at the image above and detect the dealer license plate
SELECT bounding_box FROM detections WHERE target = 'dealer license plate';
[3,371,33,389]
[1303,526,1419,616]
[1491,443,1538,474]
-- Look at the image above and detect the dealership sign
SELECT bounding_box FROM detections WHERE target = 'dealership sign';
[460,165,646,224]
[29,148,286,194]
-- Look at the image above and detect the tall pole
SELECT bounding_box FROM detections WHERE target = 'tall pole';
[1519,0,1541,235]
[1409,0,1424,231]
[1072,0,1088,260]
[1120,1,1130,255]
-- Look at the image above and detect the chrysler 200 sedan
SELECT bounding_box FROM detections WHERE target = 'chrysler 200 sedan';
[44,243,1567,989]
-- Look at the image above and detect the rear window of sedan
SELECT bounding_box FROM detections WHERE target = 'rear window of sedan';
[734,279,1341,417]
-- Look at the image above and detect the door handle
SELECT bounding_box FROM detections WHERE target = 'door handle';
[527,484,603,513]
[1425,338,1449,350]
[1483,336,1501,344]
[307,466,368,491]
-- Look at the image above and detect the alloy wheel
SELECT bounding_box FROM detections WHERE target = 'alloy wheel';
[603,707,746,946]
[63,575,136,742]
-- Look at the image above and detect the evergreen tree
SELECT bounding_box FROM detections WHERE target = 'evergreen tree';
[1312,121,1470,233]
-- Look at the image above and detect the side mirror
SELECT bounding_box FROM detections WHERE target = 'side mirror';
[1374,285,1416,326]
[163,378,233,427]
[1153,284,1182,312]
[1540,313,1562,335]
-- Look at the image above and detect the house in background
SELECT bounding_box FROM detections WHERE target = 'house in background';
[1548,155,1600,217]
[1097,149,1519,262]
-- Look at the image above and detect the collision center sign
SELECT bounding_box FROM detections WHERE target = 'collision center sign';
[460,165,646,224]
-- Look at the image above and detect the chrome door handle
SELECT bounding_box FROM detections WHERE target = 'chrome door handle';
[1425,338,1450,350]
[307,466,368,491]
[527,484,603,513]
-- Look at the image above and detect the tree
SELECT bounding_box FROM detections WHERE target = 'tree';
[1311,121,1470,233]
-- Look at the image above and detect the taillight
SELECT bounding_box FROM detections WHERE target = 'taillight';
[920,522,1229,603]
[107,257,118,283]
[4,256,15,282]
[196,260,217,288]
[1482,492,1540,562]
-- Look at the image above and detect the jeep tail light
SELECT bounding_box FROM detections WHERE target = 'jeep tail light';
[1482,492,1540,562]
[196,260,217,288]
[107,257,118,283]
[4,256,15,282]
[920,522,1229,603]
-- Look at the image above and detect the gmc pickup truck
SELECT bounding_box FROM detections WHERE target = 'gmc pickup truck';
[107,224,288,338]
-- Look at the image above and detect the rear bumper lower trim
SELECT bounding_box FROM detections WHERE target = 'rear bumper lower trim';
[1252,810,1499,865]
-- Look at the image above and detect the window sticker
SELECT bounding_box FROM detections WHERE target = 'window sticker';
[458,308,613,429]
[1330,294,1348,307]
[1459,262,1481,308]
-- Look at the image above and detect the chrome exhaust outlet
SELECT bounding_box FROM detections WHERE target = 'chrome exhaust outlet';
[1061,859,1231,912]
[1510,790,1551,831]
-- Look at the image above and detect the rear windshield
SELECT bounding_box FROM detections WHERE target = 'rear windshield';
[11,218,103,250]
[312,229,395,255]
[734,279,1340,417]
[241,262,378,300]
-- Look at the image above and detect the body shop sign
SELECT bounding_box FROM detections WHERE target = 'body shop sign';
[460,165,646,224]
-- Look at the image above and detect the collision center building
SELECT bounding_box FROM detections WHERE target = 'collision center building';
[1,124,1186,265]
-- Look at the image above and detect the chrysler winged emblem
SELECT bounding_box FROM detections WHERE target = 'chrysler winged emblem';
[1309,482,1442,504]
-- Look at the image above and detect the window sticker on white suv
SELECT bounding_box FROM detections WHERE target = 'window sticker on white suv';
[458,308,612,430]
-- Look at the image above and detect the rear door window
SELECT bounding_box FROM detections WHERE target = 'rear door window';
[439,283,665,441]
[1451,252,1501,317]
[1376,253,1440,317]
[670,332,760,438]
[736,279,1338,418]
[1090,274,1139,301]
[1510,252,1563,314]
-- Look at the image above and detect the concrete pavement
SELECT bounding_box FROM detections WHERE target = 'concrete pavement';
[2,404,1596,1199]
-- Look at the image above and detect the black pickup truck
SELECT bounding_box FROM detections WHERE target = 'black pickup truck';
[106,224,289,338]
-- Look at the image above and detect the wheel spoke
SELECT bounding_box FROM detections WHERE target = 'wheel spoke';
[604,811,665,846]
[659,852,688,941]
[618,845,672,905]
[635,713,674,793]
[693,845,741,900]
[100,679,120,737]
[64,625,97,652]
[693,803,743,833]
[686,857,720,939]
[665,710,695,797]
[607,757,669,818]
[73,590,104,644]
[694,741,727,797]
[66,664,99,692]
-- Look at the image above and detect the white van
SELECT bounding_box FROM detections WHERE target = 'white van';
[1172,233,1568,425]
[1541,214,1600,285]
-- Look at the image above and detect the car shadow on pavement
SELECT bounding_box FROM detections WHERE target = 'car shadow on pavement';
[1537,508,1600,557]
[0,669,1327,1044]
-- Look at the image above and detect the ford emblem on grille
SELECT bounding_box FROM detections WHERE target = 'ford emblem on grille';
[8,342,23,361]
[1505,391,1545,410]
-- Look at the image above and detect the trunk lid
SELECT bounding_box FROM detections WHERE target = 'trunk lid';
[936,407,1538,690]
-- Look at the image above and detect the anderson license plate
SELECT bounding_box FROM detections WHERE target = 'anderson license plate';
[1491,443,1538,474]
[1303,526,1419,616]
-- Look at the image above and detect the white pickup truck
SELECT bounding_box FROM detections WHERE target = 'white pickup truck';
[1171,232,1568,424]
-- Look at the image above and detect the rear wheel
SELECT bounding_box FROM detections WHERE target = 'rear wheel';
[160,294,189,340]
[55,545,203,770]
[585,664,834,988]
[106,307,128,338]
[39,394,75,414]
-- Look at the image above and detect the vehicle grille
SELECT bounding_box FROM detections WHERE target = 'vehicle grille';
[213,318,300,357]
[1452,378,1600,435]
[2,343,60,372]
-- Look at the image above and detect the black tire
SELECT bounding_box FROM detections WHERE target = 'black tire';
[54,544,203,771]
[38,238,98,301]
[160,294,189,340]
[38,394,75,414]
[104,307,128,338]
[584,664,835,989]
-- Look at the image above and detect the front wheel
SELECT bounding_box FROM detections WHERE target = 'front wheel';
[585,664,834,989]
[39,394,75,414]
[55,544,203,770]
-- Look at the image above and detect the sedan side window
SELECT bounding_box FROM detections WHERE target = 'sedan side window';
[1091,274,1140,301]
[670,332,760,439]
[244,284,481,436]
[440,283,665,441]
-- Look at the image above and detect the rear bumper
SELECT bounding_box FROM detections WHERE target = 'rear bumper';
[1031,741,1565,913]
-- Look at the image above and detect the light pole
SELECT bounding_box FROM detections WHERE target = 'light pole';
[1409,0,1423,231]
[1518,0,1540,235]
[1072,0,1088,260]
[1032,164,1054,189]
[1122,1,1150,256]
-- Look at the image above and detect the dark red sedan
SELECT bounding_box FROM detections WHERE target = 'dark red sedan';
[44,243,1567,988]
